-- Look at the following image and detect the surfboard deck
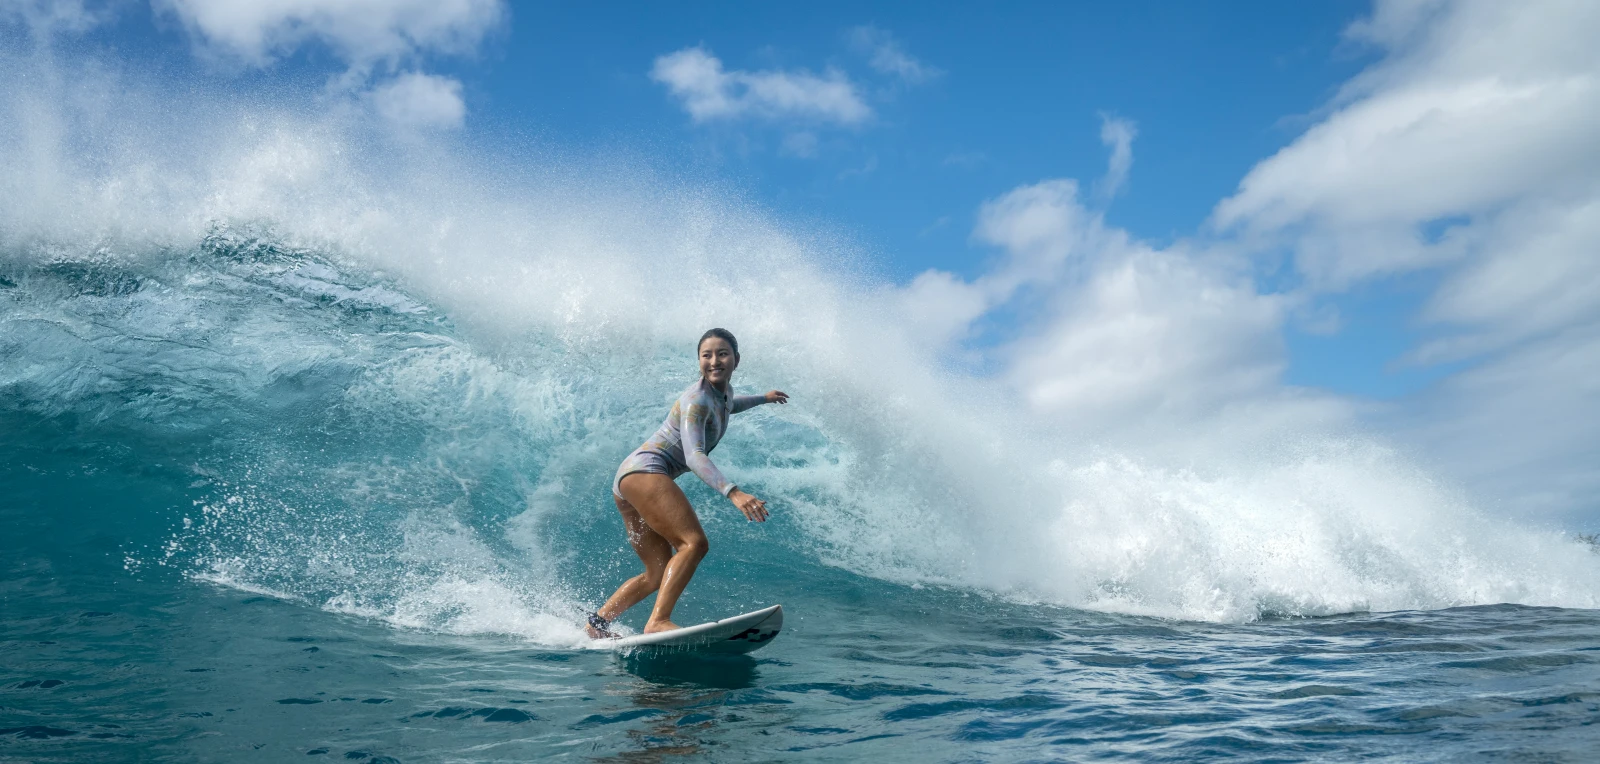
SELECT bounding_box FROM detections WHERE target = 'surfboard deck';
[603,604,783,655]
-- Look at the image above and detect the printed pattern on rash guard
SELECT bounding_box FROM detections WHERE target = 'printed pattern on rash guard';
[612,379,768,499]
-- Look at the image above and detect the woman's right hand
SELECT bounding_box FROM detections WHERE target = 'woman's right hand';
[729,489,768,522]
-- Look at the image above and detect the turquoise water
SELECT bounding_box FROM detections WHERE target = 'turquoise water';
[4,235,1600,762]
[9,522,1600,762]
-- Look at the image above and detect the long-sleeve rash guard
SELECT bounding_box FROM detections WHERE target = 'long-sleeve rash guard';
[612,379,768,500]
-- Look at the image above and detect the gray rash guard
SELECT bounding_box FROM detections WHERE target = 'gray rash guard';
[612,379,768,499]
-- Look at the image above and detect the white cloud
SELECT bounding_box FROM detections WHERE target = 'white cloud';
[1397,329,1600,522]
[889,268,990,348]
[848,25,940,84]
[1214,0,1600,288]
[154,0,505,129]
[870,1,1547,516]
[1209,0,1600,520]
[1005,250,1287,422]
[971,179,1107,292]
[155,0,506,70]
[1412,196,1600,365]
[887,180,1099,353]
[1093,114,1136,202]
[966,180,1289,428]
[1011,255,1286,421]
[368,71,465,131]
[885,169,1296,438]
[650,46,870,125]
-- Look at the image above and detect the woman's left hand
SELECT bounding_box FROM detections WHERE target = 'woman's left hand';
[765,390,789,404]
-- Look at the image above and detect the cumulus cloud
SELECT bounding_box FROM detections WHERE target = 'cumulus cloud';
[971,179,1108,293]
[155,0,506,70]
[894,0,1597,520]
[848,25,940,84]
[650,46,870,125]
[890,166,1294,437]
[890,268,990,348]
[1006,253,1286,419]
[1211,0,1600,521]
[153,0,504,129]
[368,71,465,131]
[889,180,1105,352]
[973,181,1288,428]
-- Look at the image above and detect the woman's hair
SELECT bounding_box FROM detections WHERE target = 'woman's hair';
[698,327,739,359]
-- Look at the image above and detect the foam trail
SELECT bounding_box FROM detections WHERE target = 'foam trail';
[2,47,1598,641]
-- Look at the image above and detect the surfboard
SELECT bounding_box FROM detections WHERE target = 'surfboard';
[604,604,783,655]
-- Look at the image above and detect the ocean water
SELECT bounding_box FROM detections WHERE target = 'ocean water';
[5,231,1600,764]
[5,54,1600,762]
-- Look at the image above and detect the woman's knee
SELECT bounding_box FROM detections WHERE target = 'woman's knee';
[677,534,709,559]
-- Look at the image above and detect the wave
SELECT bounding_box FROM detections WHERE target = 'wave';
[2,49,1597,641]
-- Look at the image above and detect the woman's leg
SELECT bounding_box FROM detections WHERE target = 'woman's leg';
[618,472,709,633]
[588,493,674,637]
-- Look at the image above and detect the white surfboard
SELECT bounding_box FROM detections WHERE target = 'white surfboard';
[605,605,783,655]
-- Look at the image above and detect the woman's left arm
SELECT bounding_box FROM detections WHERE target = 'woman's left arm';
[730,390,788,414]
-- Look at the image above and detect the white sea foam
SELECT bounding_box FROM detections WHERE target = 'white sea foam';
[3,46,1598,635]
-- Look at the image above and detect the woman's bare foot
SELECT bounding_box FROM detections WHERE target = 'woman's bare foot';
[643,619,681,634]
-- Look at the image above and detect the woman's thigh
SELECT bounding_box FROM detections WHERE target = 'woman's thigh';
[615,494,671,570]
[617,473,705,549]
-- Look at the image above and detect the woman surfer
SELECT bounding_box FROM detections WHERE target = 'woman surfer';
[586,328,788,638]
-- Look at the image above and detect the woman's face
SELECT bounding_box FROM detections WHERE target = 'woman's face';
[698,337,737,387]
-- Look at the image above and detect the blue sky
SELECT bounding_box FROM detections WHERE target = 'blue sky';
[475,2,1369,275]
[4,0,1598,524]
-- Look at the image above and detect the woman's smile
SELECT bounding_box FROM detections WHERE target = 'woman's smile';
[699,337,737,386]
